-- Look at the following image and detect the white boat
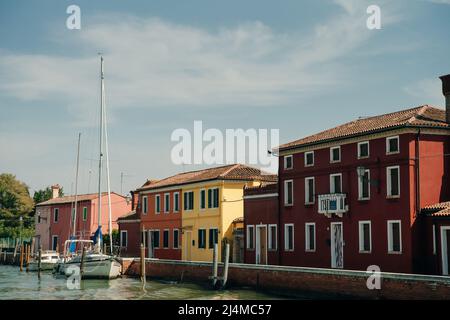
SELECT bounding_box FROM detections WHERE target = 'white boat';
[28,251,60,271]
[63,253,122,279]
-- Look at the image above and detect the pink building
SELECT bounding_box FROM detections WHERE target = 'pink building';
[35,185,131,253]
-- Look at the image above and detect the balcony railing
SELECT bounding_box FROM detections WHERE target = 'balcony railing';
[318,193,348,218]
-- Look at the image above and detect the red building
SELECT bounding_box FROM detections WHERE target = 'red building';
[244,74,450,275]
[117,210,140,257]
[35,186,131,253]
[136,181,182,260]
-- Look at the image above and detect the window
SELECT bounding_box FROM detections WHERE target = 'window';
[198,229,206,249]
[120,230,128,248]
[387,166,400,197]
[142,196,148,214]
[53,208,59,223]
[387,220,402,253]
[304,151,314,167]
[200,189,206,209]
[358,141,369,159]
[330,173,342,193]
[284,155,293,170]
[330,146,341,163]
[284,224,294,251]
[268,224,277,250]
[37,214,41,224]
[173,192,180,212]
[153,230,160,249]
[305,177,315,204]
[386,136,399,154]
[246,225,255,250]
[358,169,370,200]
[209,228,219,249]
[164,193,170,213]
[359,221,371,253]
[208,188,219,208]
[155,195,160,213]
[305,223,315,252]
[184,191,194,210]
[163,230,169,248]
[284,180,293,206]
[173,229,180,249]
[83,207,88,221]
[52,235,58,251]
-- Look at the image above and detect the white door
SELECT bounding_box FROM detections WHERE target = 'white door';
[255,225,267,265]
[440,226,450,275]
[331,222,344,268]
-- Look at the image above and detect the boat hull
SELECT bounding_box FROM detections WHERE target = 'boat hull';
[28,262,57,271]
[62,257,122,279]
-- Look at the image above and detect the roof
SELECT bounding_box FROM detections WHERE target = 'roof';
[279,105,449,151]
[244,182,278,196]
[117,210,140,222]
[36,192,125,207]
[137,164,277,191]
[422,202,450,217]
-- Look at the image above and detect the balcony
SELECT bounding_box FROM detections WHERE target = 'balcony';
[318,193,348,218]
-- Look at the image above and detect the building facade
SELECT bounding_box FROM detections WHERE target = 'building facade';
[35,186,131,253]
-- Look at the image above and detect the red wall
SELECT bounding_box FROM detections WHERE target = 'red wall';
[140,189,182,260]
[118,221,141,257]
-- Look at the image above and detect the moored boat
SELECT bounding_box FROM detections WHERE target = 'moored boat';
[28,251,60,271]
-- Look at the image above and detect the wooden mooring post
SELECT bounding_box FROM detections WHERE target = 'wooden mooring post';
[140,244,146,287]
[80,246,86,278]
[19,244,24,271]
[25,244,30,272]
[37,247,42,279]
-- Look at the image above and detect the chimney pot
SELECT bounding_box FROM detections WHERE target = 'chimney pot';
[439,74,450,123]
[51,184,61,199]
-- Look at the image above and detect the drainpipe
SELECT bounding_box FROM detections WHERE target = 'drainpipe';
[416,129,421,217]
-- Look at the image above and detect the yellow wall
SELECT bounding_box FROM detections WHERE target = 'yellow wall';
[181,180,260,262]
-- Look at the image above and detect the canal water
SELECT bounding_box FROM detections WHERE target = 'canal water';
[0,265,287,300]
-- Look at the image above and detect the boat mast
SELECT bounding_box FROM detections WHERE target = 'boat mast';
[72,132,81,238]
[97,55,104,252]
[103,60,114,255]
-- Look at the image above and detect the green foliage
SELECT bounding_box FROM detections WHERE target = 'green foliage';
[33,186,64,204]
[103,229,120,247]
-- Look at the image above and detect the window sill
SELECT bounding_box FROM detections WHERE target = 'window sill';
[358,198,370,201]
[386,151,400,155]
[330,160,341,164]
[386,195,400,200]
[388,251,402,255]
[284,167,293,170]
[304,202,315,206]
[284,203,294,207]
[359,250,372,254]
[305,249,316,253]
[357,156,369,160]
[304,164,314,168]
[284,249,295,252]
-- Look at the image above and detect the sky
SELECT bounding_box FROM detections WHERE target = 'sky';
[0,0,450,196]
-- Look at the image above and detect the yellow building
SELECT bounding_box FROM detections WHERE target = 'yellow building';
[179,164,276,262]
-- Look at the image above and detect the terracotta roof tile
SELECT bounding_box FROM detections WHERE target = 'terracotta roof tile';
[279,105,449,151]
[137,164,277,191]
[422,202,450,217]
[117,210,139,222]
[36,192,125,206]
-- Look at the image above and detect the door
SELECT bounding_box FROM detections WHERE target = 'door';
[185,231,192,261]
[52,235,58,252]
[331,222,344,268]
[256,225,267,265]
[440,227,450,275]
[147,231,154,258]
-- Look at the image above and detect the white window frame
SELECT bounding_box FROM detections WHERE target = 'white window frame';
[173,229,180,249]
[163,229,170,249]
[386,165,400,198]
[305,223,316,252]
[358,169,371,200]
[329,173,342,194]
[210,188,219,208]
[164,193,170,213]
[142,196,148,215]
[386,135,400,155]
[304,151,314,167]
[357,141,370,159]
[198,228,206,249]
[120,230,128,248]
[268,224,277,251]
[358,221,372,253]
[184,191,194,211]
[155,195,161,214]
[53,208,59,223]
[246,225,255,250]
[200,189,206,210]
[82,207,88,221]
[387,220,402,254]
[284,224,294,251]
[284,155,293,170]
[284,180,294,206]
[305,177,315,204]
[330,146,341,163]
[208,227,219,249]
[173,192,180,213]
[153,229,160,249]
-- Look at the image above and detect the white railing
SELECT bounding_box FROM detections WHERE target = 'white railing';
[318,193,348,217]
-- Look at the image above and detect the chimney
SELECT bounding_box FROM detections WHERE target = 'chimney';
[439,74,450,123]
[51,184,61,199]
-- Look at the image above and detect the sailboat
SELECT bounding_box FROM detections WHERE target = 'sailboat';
[56,55,121,279]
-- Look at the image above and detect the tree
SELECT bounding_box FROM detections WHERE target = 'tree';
[0,174,35,237]
[33,186,64,204]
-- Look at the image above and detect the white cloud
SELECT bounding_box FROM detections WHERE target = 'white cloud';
[0,6,399,126]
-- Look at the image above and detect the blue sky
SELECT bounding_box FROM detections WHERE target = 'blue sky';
[0,0,449,196]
